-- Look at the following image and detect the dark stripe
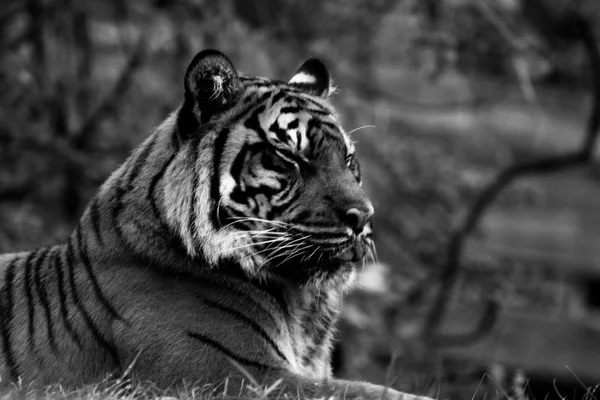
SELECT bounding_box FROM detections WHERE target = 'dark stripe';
[256,91,273,104]
[145,141,196,258]
[125,135,157,188]
[216,262,291,318]
[110,136,158,245]
[210,128,230,228]
[271,90,286,105]
[284,87,311,97]
[283,198,302,216]
[295,94,331,113]
[88,197,104,246]
[195,294,288,364]
[156,266,288,325]
[110,174,164,261]
[32,247,57,353]
[306,108,330,117]
[53,246,82,346]
[307,118,343,143]
[239,76,269,83]
[187,332,274,371]
[302,311,330,364]
[170,126,181,151]
[310,131,326,159]
[269,120,289,143]
[188,146,199,241]
[146,136,185,244]
[74,225,123,321]
[270,186,302,215]
[279,106,300,115]
[110,182,127,243]
[148,152,178,238]
[0,257,20,382]
[303,313,337,365]
[23,250,39,351]
[320,120,340,132]
[64,239,121,368]
[229,143,249,187]
[287,119,299,130]
[244,106,269,143]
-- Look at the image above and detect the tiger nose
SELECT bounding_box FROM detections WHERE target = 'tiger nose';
[344,206,374,233]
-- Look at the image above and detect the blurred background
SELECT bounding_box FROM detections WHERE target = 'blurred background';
[2,0,600,399]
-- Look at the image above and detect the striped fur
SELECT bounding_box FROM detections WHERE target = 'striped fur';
[0,50,430,400]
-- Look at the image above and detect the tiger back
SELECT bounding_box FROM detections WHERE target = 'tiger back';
[0,50,431,400]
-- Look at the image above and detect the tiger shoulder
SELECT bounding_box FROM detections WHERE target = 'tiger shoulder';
[0,49,432,400]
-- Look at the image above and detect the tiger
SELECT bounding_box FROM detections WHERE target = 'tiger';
[0,49,432,400]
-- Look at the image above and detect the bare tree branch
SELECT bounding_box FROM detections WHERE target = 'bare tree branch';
[58,32,147,219]
[423,14,600,345]
[71,36,147,148]
[427,301,500,347]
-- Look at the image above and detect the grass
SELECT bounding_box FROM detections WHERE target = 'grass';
[1,377,295,400]
[0,375,405,400]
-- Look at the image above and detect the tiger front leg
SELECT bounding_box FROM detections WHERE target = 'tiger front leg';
[256,372,435,400]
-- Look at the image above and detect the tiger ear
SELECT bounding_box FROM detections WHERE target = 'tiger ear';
[289,58,332,98]
[183,49,243,124]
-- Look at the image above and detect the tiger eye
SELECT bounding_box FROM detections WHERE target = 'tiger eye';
[347,154,361,181]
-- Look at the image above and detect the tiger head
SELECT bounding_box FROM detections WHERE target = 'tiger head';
[166,50,374,285]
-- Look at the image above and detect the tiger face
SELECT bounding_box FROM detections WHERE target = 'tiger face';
[178,50,374,284]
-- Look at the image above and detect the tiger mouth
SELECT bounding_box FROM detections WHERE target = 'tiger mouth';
[298,236,371,265]
[330,239,370,262]
[333,245,365,262]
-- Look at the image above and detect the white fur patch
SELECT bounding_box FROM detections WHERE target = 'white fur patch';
[256,102,314,152]
[289,72,317,85]
[211,75,224,101]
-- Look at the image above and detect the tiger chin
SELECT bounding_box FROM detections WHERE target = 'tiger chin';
[0,50,432,400]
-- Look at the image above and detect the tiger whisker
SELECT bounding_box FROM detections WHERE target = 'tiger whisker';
[223,216,294,230]
[370,241,379,265]
[228,229,292,242]
[316,252,325,266]
[262,244,312,269]
[225,238,290,253]
[237,234,310,266]
[245,231,289,237]
[300,245,321,264]
[346,125,376,135]
[257,252,283,271]
[290,225,348,236]
[238,248,270,264]
[225,222,300,243]
[215,196,225,227]
[256,238,313,270]
[262,237,310,255]
[278,244,313,266]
